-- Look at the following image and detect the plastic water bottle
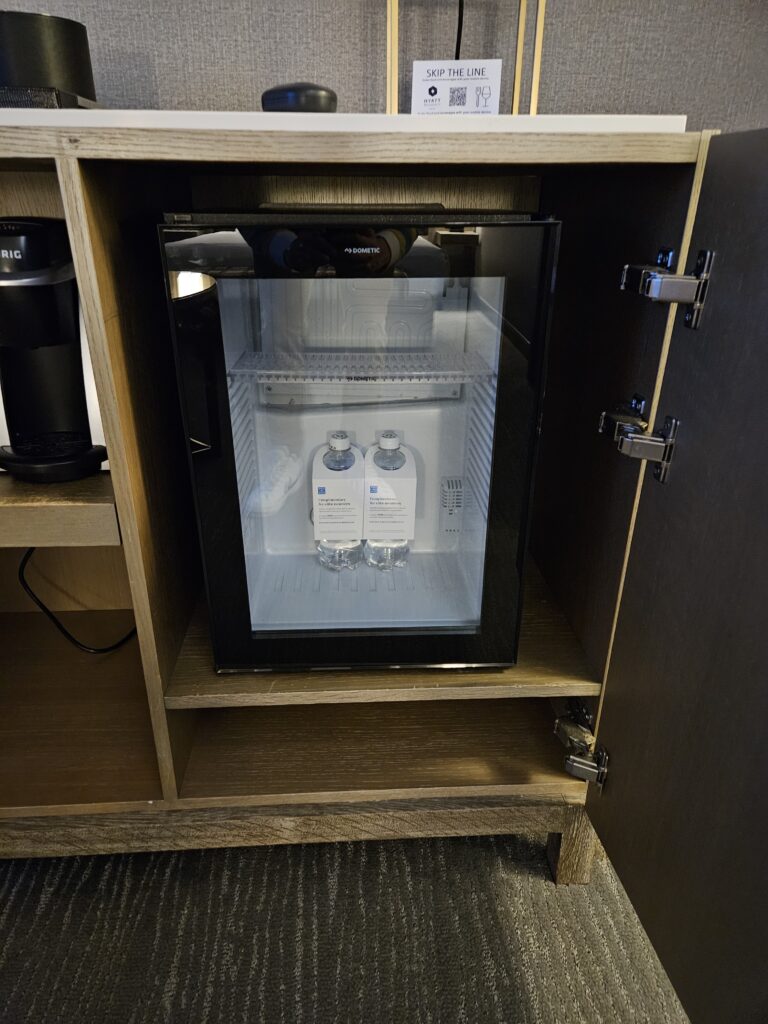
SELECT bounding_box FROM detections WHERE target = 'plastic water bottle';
[364,431,409,570]
[316,432,363,571]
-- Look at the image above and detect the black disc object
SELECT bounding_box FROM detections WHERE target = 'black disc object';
[0,443,107,483]
[262,82,337,113]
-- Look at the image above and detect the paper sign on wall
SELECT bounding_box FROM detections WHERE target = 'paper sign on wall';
[411,59,502,115]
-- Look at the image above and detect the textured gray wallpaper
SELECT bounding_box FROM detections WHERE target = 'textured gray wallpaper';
[538,0,768,131]
[398,0,523,113]
[0,0,765,129]
[0,0,386,111]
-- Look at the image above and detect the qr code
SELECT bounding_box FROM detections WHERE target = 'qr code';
[449,86,467,107]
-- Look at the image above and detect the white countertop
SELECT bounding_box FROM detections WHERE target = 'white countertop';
[0,111,688,134]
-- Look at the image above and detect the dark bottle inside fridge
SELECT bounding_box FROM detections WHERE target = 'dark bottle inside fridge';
[160,211,559,672]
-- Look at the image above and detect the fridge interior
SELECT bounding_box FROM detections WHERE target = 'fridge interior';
[210,246,514,635]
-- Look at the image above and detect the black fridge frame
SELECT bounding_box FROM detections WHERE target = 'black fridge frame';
[160,211,560,673]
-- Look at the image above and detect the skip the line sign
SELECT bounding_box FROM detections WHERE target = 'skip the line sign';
[411,59,502,115]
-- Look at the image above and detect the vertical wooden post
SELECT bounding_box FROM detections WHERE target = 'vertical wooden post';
[529,0,547,115]
[547,805,597,884]
[511,0,528,114]
[386,0,399,114]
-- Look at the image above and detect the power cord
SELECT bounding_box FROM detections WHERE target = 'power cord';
[455,0,465,59]
[18,547,137,655]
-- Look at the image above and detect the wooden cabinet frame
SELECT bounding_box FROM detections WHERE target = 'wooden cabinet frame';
[0,123,709,889]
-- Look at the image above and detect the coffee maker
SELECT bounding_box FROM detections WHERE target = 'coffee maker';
[0,218,106,482]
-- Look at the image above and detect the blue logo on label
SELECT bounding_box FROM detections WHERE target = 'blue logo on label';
[317,486,326,494]
[370,485,378,493]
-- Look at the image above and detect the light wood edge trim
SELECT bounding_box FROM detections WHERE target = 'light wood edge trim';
[0,129,702,164]
[54,156,178,801]
[386,0,399,115]
[164,681,602,709]
[174,784,587,812]
[0,799,163,820]
[0,510,121,548]
[511,0,529,114]
[0,476,120,546]
[595,129,719,736]
[529,0,547,115]
[646,130,719,427]
[0,799,577,858]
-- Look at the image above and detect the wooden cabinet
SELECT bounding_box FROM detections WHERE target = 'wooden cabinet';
[0,115,764,1024]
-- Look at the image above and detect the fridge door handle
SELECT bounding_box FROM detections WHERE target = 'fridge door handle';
[189,436,213,456]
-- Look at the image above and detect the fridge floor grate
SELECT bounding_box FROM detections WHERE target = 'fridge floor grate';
[246,552,482,631]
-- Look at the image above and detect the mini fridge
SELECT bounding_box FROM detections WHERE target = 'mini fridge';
[160,211,559,672]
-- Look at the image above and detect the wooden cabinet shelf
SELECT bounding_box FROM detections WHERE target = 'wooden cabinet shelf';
[0,611,162,813]
[176,699,586,806]
[165,566,600,709]
[0,472,120,548]
[0,116,702,165]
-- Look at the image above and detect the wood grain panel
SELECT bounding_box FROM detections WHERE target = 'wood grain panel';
[0,168,63,217]
[56,158,200,800]
[165,567,599,708]
[0,610,163,810]
[0,546,131,611]
[189,169,541,212]
[587,128,768,1024]
[0,796,572,859]
[547,805,597,884]
[0,127,702,164]
[0,472,119,547]
[175,699,585,804]
[531,162,694,678]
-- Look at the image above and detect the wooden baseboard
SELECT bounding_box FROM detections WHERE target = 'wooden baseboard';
[0,796,574,860]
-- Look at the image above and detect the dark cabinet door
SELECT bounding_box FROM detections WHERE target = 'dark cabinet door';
[587,129,768,1024]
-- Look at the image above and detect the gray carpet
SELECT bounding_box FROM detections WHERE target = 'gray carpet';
[0,835,688,1024]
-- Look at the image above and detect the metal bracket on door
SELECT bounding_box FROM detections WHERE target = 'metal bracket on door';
[565,748,609,787]
[599,400,679,484]
[598,394,648,440]
[554,699,608,790]
[620,248,715,329]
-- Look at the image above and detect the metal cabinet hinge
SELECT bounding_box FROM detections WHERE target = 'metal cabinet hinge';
[598,394,648,440]
[599,399,679,484]
[621,248,715,329]
[554,699,608,790]
[565,748,609,787]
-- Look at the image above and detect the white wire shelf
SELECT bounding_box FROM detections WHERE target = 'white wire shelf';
[229,350,496,385]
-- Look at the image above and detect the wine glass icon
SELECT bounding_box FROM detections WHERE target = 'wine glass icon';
[480,85,492,107]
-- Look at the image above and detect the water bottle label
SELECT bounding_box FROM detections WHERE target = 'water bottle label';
[311,445,364,541]
[363,444,417,541]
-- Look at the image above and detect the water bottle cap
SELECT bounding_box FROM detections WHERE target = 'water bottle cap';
[328,431,351,451]
[379,431,400,450]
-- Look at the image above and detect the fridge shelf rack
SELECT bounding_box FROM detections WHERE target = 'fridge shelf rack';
[228,350,496,385]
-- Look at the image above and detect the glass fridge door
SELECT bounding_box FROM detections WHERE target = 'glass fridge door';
[163,215,558,671]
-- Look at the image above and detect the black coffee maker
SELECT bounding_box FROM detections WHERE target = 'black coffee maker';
[0,218,106,481]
